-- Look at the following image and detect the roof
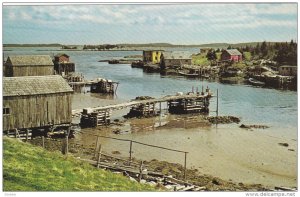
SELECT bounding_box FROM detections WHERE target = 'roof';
[3,75,73,97]
[54,53,70,58]
[7,55,54,66]
[162,52,192,60]
[225,49,242,56]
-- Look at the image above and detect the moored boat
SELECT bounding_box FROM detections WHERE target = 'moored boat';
[248,78,265,86]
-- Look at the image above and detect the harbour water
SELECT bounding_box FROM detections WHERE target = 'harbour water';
[4,47,298,187]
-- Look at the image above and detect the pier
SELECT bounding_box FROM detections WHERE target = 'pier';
[74,89,213,127]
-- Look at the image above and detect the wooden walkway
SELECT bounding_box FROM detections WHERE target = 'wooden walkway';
[72,93,211,117]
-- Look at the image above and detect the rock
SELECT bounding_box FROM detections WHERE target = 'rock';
[129,177,137,182]
[278,143,289,147]
[240,124,250,129]
[140,179,147,184]
[288,149,295,152]
[212,178,221,185]
[112,150,121,155]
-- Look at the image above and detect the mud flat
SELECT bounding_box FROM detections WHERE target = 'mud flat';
[66,114,297,190]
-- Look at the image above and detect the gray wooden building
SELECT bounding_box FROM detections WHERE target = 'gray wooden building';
[160,52,192,69]
[3,75,73,132]
[4,55,54,77]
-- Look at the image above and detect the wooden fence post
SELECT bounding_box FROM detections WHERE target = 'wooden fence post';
[129,140,133,165]
[184,152,187,181]
[97,144,102,168]
[94,136,100,157]
[139,161,144,182]
[26,129,29,142]
[42,136,45,148]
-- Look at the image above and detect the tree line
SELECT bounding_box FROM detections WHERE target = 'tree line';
[235,40,297,66]
[205,40,297,66]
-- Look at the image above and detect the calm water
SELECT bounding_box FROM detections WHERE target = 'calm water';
[4,47,298,134]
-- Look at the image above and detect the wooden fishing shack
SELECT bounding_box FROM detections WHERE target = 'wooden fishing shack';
[53,53,75,76]
[4,55,54,77]
[3,75,73,138]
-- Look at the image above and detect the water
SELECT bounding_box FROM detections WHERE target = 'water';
[4,47,297,134]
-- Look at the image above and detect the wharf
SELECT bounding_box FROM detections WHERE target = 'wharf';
[72,92,212,117]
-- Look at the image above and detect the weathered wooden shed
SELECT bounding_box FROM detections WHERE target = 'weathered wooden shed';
[160,52,192,69]
[53,53,75,75]
[4,55,54,77]
[3,75,73,132]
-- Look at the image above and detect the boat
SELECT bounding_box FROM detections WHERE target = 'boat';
[178,71,199,77]
[248,78,265,86]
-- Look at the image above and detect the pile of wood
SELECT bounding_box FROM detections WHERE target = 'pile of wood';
[168,98,209,114]
[125,103,157,118]
[80,109,111,127]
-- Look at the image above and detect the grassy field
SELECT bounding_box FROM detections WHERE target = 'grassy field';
[3,137,155,191]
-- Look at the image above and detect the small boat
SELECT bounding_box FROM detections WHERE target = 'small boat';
[178,71,199,77]
[248,78,265,86]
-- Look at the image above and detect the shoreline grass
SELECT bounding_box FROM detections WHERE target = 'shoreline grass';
[3,137,155,191]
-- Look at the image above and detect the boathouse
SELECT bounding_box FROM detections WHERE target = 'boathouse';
[220,49,242,62]
[4,55,54,77]
[3,75,73,132]
[278,65,297,76]
[160,52,192,69]
[143,50,164,64]
[53,53,75,75]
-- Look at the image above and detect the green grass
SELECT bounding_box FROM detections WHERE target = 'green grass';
[192,54,210,66]
[3,137,155,191]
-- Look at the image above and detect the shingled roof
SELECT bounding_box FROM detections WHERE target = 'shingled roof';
[7,55,54,66]
[162,52,192,60]
[54,53,70,58]
[225,49,242,56]
[3,75,73,97]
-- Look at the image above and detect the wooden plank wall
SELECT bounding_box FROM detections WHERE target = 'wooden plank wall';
[3,93,72,131]
[12,65,54,76]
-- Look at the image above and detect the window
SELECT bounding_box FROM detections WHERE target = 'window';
[3,107,10,115]
[155,57,158,60]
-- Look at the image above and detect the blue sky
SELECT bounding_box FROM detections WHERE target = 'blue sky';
[2,3,298,45]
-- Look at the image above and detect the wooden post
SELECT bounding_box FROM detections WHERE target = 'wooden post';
[14,129,17,138]
[216,89,219,125]
[26,129,29,142]
[139,161,144,182]
[94,136,100,157]
[129,140,133,165]
[184,152,187,181]
[97,144,102,168]
[65,127,70,155]
[159,102,162,126]
[42,136,45,148]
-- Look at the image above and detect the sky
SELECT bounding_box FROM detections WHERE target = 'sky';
[2,3,298,45]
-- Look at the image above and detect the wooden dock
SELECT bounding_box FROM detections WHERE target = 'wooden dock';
[73,90,213,127]
[73,93,211,115]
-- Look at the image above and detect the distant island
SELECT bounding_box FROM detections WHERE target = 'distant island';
[3,42,287,50]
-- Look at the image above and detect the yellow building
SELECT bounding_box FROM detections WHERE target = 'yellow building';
[143,50,164,64]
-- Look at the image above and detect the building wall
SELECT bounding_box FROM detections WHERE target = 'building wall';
[4,63,54,77]
[151,51,162,64]
[279,66,297,76]
[54,63,75,75]
[164,59,192,68]
[3,93,72,131]
[143,51,162,64]
[221,52,242,62]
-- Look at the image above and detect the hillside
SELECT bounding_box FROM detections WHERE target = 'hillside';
[3,137,155,191]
